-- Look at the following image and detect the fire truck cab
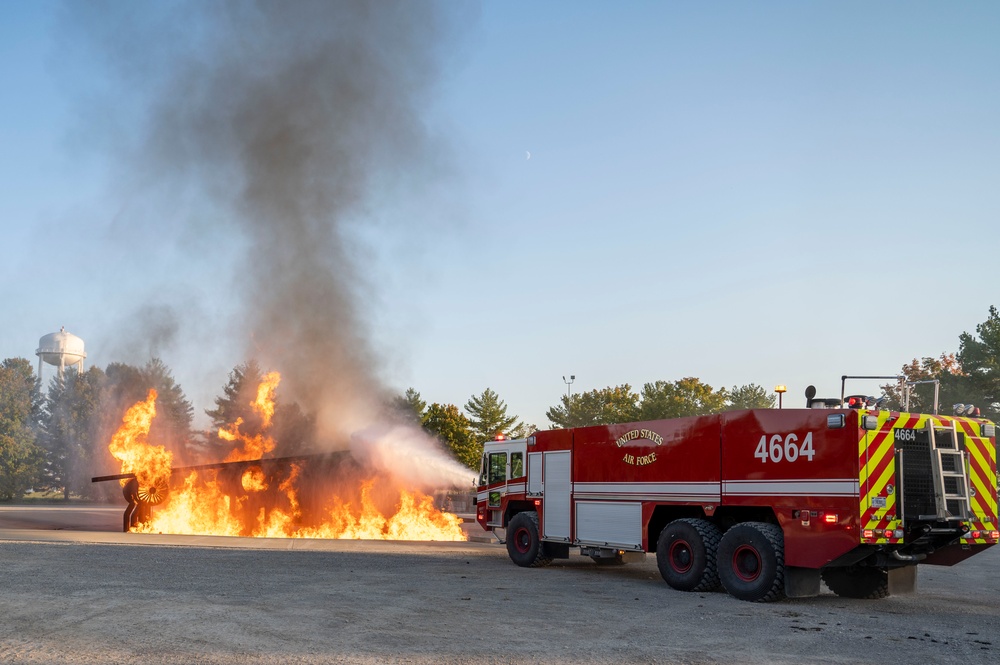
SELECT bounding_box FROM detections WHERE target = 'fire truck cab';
[477,436,528,532]
[475,397,998,602]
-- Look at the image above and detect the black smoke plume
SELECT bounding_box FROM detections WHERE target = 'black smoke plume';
[68,0,473,487]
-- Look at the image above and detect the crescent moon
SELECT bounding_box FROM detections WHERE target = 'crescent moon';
[526,151,531,160]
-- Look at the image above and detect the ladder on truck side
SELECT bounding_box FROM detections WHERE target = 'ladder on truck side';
[927,421,971,519]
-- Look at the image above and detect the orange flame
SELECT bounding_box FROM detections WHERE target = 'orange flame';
[108,389,173,492]
[110,374,465,541]
[220,372,280,462]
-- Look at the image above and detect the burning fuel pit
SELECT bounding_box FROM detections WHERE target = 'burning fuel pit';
[93,453,349,534]
[92,450,467,541]
[92,381,468,541]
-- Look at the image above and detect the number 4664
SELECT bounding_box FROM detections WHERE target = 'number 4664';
[754,433,815,463]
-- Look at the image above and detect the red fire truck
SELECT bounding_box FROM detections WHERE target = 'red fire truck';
[475,387,998,602]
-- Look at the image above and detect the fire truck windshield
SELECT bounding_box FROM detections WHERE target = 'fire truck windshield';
[478,451,509,486]
[487,452,507,484]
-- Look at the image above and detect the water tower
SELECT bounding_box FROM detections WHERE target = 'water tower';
[36,327,87,383]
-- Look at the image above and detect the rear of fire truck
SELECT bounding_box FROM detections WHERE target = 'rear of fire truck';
[474,390,998,602]
[836,403,998,593]
[711,399,999,601]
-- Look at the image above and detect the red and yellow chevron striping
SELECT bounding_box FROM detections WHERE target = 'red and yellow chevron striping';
[858,411,997,545]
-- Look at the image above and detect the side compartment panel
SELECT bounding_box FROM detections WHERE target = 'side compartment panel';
[543,451,571,540]
[575,501,642,549]
[527,452,543,496]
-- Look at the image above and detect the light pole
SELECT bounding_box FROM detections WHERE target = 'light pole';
[563,375,575,402]
[774,385,787,409]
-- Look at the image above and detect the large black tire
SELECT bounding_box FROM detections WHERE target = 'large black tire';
[506,511,552,568]
[821,566,890,599]
[656,518,723,592]
[717,522,786,602]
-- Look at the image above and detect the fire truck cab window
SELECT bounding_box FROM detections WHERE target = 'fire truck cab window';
[478,454,489,486]
[510,452,524,478]
[488,452,507,484]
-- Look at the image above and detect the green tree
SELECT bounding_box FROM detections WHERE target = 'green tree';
[141,358,194,462]
[423,402,478,469]
[205,360,265,434]
[0,431,45,500]
[546,385,639,428]
[94,359,195,469]
[464,388,523,442]
[880,354,973,414]
[391,387,428,425]
[727,383,777,410]
[270,401,316,456]
[204,360,314,459]
[0,358,43,427]
[638,378,728,420]
[41,366,108,499]
[958,305,1000,418]
[0,358,45,500]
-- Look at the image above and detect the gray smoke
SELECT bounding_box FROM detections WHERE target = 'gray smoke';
[69,1,473,487]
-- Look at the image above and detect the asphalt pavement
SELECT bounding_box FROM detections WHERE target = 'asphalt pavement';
[0,504,998,665]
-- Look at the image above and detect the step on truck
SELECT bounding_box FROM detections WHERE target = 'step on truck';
[474,385,998,602]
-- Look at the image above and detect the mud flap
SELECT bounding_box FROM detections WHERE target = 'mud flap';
[785,566,821,598]
[542,542,570,559]
[888,565,917,595]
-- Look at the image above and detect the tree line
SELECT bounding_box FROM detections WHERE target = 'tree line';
[397,380,775,471]
[878,305,1000,418]
[1,307,997,496]
[0,358,312,502]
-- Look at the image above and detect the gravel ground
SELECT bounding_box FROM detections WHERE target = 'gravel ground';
[0,509,998,664]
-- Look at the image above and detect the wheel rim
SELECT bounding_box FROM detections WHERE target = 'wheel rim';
[732,544,761,582]
[514,527,531,553]
[669,539,693,573]
[137,483,168,505]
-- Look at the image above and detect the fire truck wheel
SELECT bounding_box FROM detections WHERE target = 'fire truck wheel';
[820,566,889,599]
[506,511,551,568]
[717,522,786,602]
[655,518,723,592]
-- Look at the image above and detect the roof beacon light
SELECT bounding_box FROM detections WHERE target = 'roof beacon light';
[495,433,506,441]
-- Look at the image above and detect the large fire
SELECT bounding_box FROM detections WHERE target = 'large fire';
[107,374,466,541]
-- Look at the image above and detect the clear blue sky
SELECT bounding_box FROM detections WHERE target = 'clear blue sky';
[2,1,998,429]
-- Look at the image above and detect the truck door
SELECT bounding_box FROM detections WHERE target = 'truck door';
[543,451,571,541]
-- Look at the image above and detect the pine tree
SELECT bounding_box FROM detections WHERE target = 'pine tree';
[464,388,523,442]
[41,366,107,499]
[727,384,777,410]
[392,387,428,425]
[423,403,478,469]
[0,358,45,500]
